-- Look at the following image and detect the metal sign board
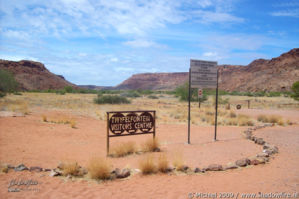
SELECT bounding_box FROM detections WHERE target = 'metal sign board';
[106,110,156,155]
[190,60,217,88]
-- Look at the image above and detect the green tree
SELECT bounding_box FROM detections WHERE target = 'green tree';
[0,69,18,97]
[291,81,299,101]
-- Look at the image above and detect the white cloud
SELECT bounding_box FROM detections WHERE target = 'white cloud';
[123,39,165,48]
[271,9,299,17]
[0,55,39,61]
[191,10,244,23]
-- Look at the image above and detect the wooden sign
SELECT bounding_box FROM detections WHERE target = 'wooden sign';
[106,110,156,155]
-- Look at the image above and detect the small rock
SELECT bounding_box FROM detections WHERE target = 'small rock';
[250,158,265,165]
[207,164,223,171]
[257,152,269,158]
[235,158,250,167]
[194,168,201,173]
[251,136,257,142]
[29,166,43,172]
[116,168,130,178]
[182,165,189,171]
[224,164,238,170]
[255,138,265,145]
[14,164,28,171]
[44,168,51,172]
[153,148,161,152]
[49,170,61,177]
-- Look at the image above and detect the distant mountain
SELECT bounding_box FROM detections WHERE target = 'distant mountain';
[0,60,76,90]
[77,85,114,90]
[115,48,299,92]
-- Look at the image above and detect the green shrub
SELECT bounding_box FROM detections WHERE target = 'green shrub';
[64,86,74,93]
[148,95,159,99]
[0,69,18,94]
[56,90,66,95]
[121,91,141,98]
[94,95,131,104]
[266,92,281,97]
[291,81,299,101]
[175,82,207,102]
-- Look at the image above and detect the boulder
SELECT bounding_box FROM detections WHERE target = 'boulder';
[235,158,250,167]
[14,164,28,171]
[207,164,223,171]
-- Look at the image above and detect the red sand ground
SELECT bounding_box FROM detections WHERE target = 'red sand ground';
[0,109,298,198]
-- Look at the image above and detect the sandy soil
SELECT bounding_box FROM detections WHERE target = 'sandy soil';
[0,109,298,198]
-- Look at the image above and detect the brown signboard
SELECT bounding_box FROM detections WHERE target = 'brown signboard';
[106,110,156,154]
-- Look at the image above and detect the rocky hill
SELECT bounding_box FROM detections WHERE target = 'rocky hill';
[116,48,299,92]
[0,60,76,91]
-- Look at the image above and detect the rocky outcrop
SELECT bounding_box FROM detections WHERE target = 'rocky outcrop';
[115,48,299,91]
[0,60,76,91]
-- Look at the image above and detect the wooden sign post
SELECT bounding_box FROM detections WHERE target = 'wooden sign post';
[106,110,156,155]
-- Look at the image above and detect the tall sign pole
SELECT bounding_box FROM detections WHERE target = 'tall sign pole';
[188,68,191,144]
[189,59,218,144]
[214,69,219,141]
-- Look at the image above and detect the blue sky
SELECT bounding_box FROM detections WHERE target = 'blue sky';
[0,0,298,86]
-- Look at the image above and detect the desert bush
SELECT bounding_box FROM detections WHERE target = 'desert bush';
[111,141,137,157]
[56,90,66,95]
[88,157,111,180]
[291,81,299,101]
[139,155,156,174]
[229,111,237,118]
[257,114,269,123]
[148,95,159,99]
[157,154,169,173]
[70,120,76,128]
[268,115,282,123]
[175,82,207,102]
[266,92,281,97]
[0,69,18,95]
[61,161,81,176]
[226,118,238,126]
[173,153,185,171]
[237,114,254,126]
[94,95,130,104]
[42,115,47,122]
[121,91,141,98]
[142,138,160,152]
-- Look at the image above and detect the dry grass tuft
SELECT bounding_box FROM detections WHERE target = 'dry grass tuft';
[258,114,284,125]
[172,153,185,171]
[42,115,47,122]
[70,120,76,128]
[87,157,111,180]
[157,154,169,173]
[142,138,160,152]
[61,161,81,176]
[139,155,156,175]
[229,111,237,118]
[111,141,137,157]
[268,115,282,124]
[237,114,254,126]
[257,114,268,123]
